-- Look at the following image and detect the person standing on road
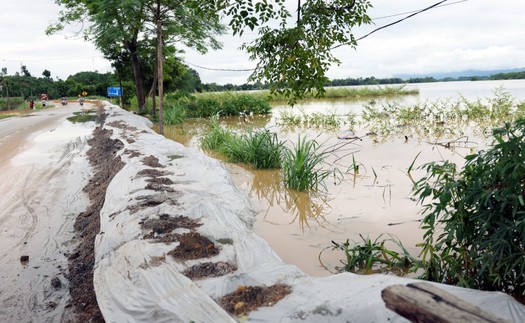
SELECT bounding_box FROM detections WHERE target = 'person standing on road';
[29,100,34,109]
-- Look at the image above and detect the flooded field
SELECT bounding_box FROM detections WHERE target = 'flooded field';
[158,80,525,276]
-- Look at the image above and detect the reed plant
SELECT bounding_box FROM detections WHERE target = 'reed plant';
[282,136,333,191]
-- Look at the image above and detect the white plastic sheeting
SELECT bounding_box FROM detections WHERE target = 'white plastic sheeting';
[93,104,525,322]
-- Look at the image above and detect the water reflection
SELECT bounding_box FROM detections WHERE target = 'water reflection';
[244,167,334,233]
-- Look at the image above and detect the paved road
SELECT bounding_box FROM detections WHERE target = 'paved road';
[0,102,95,322]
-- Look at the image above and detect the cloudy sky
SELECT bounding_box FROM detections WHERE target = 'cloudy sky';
[1,0,524,84]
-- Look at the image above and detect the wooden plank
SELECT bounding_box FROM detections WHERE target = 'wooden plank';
[381,282,511,323]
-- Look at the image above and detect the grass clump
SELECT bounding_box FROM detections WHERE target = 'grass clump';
[331,234,419,275]
[282,136,333,191]
[200,115,235,151]
[224,129,285,169]
[200,115,285,169]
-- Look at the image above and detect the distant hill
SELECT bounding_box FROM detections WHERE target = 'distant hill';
[395,68,525,80]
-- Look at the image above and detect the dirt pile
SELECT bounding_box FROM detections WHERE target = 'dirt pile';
[67,111,124,322]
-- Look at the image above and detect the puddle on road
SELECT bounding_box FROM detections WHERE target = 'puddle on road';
[11,120,94,166]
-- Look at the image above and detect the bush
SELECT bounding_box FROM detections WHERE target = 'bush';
[0,97,25,111]
[414,118,525,295]
[185,92,271,117]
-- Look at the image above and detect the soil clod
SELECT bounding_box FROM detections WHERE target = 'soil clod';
[51,277,62,290]
[142,155,164,168]
[219,284,292,316]
[183,262,237,280]
[142,215,201,243]
[168,232,219,260]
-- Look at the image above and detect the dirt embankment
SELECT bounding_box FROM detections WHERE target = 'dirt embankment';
[67,111,123,322]
[65,108,293,321]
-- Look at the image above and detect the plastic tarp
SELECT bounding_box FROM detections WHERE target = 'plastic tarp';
[94,104,525,322]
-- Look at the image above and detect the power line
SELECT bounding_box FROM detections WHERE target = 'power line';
[332,0,455,50]
[184,61,254,72]
[371,0,468,20]
[187,0,463,72]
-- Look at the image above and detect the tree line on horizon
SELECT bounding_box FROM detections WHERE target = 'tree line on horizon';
[2,64,524,109]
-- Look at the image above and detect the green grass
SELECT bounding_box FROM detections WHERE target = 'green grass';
[224,129,285,169]
[200,115,235,151]
[332,234,420,275]
[200,115,285,169]
[282,136,333,191]
[203,85,418,103]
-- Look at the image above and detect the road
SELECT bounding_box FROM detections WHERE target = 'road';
[0,102,95,322]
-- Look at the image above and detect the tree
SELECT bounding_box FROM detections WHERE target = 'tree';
[42,69,52,78]
[49,0,225,117]
[49,0,372,105]
[21,65,31,77]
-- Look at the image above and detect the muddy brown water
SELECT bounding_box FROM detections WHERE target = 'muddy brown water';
[155,113,488,277]
[156,80,525,276]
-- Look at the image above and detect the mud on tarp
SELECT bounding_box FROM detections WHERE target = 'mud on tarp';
[93,103,525,322]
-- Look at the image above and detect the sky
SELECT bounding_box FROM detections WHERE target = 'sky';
[1,0,524,85]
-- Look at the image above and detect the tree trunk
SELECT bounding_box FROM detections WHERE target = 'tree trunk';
[128,41,145,113]
[150,59,158,119]
[156,0,164,135]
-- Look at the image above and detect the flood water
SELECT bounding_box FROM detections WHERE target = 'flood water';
[160,79,525,276]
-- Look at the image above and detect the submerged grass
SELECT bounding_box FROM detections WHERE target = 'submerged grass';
[282,136,333,191]
[200,115,285,169]
[205,85,418,103]
[331,234,420,276]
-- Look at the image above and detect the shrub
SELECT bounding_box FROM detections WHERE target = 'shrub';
[414,118,525,295]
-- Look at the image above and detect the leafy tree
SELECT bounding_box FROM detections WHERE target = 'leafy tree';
[48,0,225,118]
[239,0,372,103]
[42,69,52,78]
[50,0,373,107]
